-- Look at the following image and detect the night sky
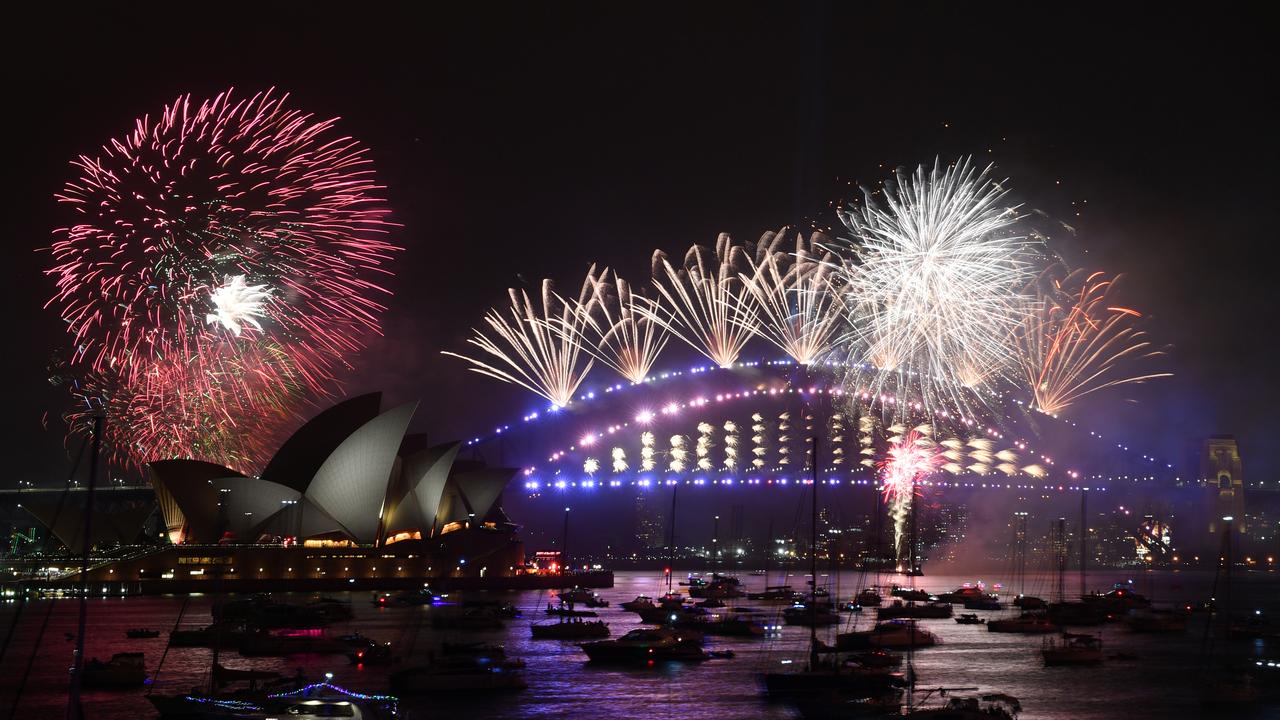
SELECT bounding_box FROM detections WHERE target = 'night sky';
[5,4,1276,485]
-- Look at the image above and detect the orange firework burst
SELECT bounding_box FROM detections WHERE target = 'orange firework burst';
[1018,269,1170,415]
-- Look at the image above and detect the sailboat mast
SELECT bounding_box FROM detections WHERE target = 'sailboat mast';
[667,485,678,593]
[1079,489,1088,600]
[809,433,818,669]
[66,413,102,720]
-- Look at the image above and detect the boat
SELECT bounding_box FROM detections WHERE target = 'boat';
[1041,633,1104,666]
[838,619,939,650]
[125,628,160,639]
[1012,594,1046,610]
[557,587,609,607]
[1047,601,1108,626]
[1082,584,1150,614]
[672,613,766,637]
[391,654,527,693]
[637,603,708,624]
[150,680,398,719]
[955,613,986,625]
[373,588,437,607]
[962,595,1002,611]
[877,600,953,620]
[746,585,796,602]
[1124,607,1189,633]
[81,652,147,688]
[621,595,656,612]
[441,641,507,656]
[688,573,744,600]
[783,602,841,626]
[531,618,610,639]
[854,588,883,607]
[847,648,903,668]
[889,585,934,602]
[987,614,1059,634]
[239,628,351,656]
[545,603,597,617]
[214,594,353,628]
[934,585,990,604]
[751,569,768,576]
[430,609,505,631]
[169,623,250,648]
[348,642,398,666]
[580,627,708,663]
[906,691,1021,719]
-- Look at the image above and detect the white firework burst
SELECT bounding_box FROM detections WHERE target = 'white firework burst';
[570,266,669,384]
[648,234,756,369]
[737,229,844,365]
[443,280,594,408]
[826,157,1038,415]
[205,275,271,336]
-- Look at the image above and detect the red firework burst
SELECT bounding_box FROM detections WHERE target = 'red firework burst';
[45,88,398,470]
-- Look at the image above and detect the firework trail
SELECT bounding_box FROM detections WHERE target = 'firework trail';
[1018,268,1171,415]
[879,427,939,568]
[649,234,757,368]
[738,230,844,365]
[45,88,398,470]
[825,158,1037,416]
[444,280,594,408]
[572,267,670,383]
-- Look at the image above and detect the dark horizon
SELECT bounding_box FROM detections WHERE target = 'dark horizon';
[5,4,1276,491]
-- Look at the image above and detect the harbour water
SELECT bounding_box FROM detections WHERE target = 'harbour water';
[1,569,1277,719]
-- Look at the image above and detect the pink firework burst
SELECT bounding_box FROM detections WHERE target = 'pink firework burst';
[879,430,939,501]
[44,88,398,470]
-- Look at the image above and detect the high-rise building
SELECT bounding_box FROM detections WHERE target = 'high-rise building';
[633,493,665,551]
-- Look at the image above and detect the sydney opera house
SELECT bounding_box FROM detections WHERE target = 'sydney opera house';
[47,393,589,593]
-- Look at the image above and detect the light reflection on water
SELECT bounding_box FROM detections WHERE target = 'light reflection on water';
[0,569,1277,719]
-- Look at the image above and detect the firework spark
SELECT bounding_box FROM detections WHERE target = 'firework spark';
[444,280,594,408]
[1018,268,1171,415]
[826,158,1036,415]
[206,275,272,336]
[649,235,756,368]
[738,230,844,365]
[45,88,398,469]
[572,267,669,383]
[879,428,939,568]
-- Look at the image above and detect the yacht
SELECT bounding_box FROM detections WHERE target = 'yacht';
[531,618,610,639]
[81,653,147,688]
[1124,608,1189,633]
[877,600,953,620]
[955,613,986,625]
[783,602,841,627]
[391,653,527,693]
[906,691,1020,719]
[838,619,939,650]
[621,595,656,612]
[1041,633,1104,666]
[854,588,883,607]
[150,678,397,720]
[987,614,1058,634]
[580,627,708,663]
